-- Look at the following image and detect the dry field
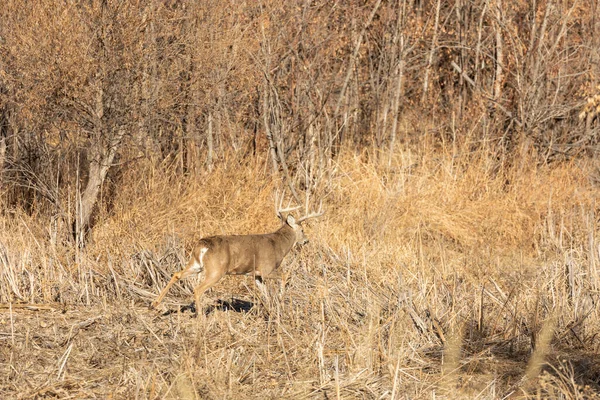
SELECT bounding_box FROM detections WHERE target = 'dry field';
[1,150,599,399]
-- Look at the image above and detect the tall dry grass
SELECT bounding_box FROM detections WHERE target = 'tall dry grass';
[1,146,599,398]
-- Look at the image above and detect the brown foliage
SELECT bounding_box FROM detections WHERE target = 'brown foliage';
[0,0,599,398]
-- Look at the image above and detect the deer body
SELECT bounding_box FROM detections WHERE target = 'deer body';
[151,215,308,311]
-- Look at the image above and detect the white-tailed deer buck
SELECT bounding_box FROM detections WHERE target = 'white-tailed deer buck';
[151,201,323,313]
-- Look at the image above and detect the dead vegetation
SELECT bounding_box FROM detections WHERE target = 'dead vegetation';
[0,0,600,398]
[0,151,599,399]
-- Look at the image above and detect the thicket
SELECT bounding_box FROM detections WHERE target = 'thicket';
[0,0,598,244]
[0,1,599,398]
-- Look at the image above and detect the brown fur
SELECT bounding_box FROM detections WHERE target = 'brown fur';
[151,215,307,312]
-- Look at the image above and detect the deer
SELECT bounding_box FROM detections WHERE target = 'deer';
[151,199,323,314]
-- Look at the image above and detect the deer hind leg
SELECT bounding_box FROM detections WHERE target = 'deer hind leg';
[193,271,225,315]
[152,249,205,309]
[192,252,228,314]
[152,271,182,309]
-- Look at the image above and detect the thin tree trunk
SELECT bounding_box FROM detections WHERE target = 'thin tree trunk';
[139,1,157,157]
[274,125,300,202]
[493,0,503,100]
[76,129,124,247]
[207,111,214,172]
[389,0,407,166]
[474,0,488,85]
[0,137,5,185]
[262,84,280,175]
[333,0,383,118]
[389,50,405,167]
[422,0,442,105]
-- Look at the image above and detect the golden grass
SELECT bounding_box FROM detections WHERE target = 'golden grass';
[0,148,599,399]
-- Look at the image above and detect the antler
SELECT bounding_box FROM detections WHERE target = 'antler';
[274,188,324,222]
[274,189,301,218]
[297,199,324,223]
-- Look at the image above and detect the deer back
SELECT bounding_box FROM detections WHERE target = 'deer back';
[198,222,297,275]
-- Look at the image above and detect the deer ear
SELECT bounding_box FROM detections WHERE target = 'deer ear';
[286,215,296,226]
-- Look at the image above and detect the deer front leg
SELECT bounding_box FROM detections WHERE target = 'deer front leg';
[253,275,270,300]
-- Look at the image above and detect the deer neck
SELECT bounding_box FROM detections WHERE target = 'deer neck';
[275,223,297,254]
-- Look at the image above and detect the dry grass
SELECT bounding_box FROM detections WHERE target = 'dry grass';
[1,148,599,399]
